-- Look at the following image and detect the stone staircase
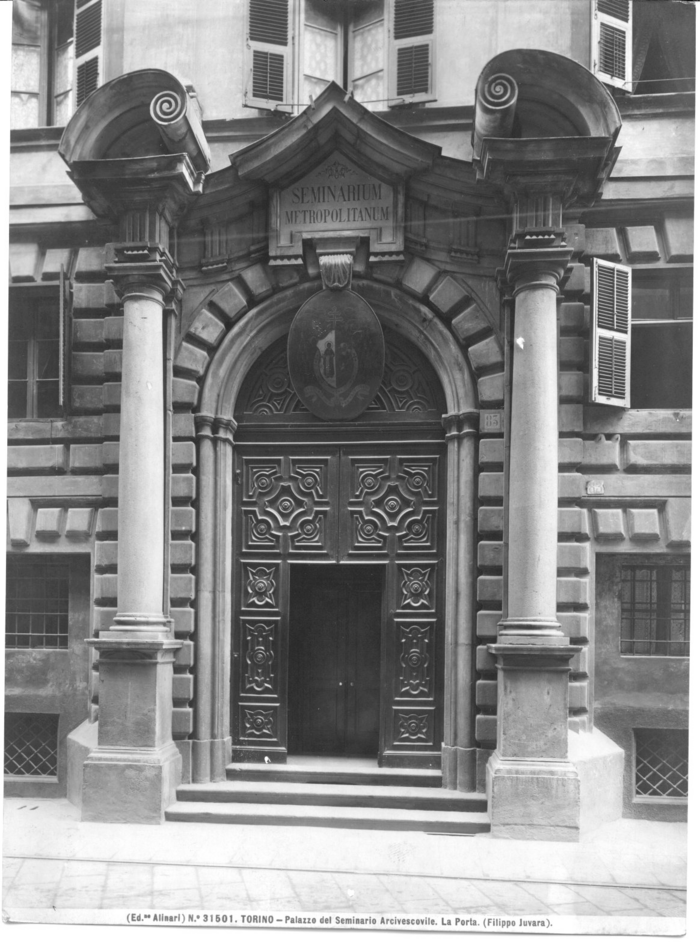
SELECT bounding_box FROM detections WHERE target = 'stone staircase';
[165,758,490,834]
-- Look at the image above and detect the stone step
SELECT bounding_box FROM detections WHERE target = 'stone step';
[226,762,442,789]
[165,801,490,834]
[177,781,486,813]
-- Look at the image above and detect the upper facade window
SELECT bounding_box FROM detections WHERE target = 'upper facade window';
[592,0,695,94]
[245,0,434,113]
[620,557,690,657]
[5,556,70,650]
[630,270,693,410]
[8,290,63,420]
[590,261,693,410]
[11,0,103,130]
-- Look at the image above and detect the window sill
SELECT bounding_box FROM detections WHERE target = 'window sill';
[583,407,691,435]
[620,655,689,661]
[633,795,687,806]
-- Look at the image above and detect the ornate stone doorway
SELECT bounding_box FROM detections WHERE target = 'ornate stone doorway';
[194,282,479,788]
[230,332,447,768]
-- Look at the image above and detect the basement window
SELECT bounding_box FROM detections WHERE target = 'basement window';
[634,728,688,800]
[4,713,59,778]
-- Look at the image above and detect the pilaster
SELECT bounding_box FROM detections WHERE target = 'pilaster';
[441,410,480,791]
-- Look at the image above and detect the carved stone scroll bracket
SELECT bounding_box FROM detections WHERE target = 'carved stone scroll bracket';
[319,253,354,291]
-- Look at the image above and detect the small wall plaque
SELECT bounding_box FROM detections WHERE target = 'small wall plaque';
[480,411,504,434]
[586,480,605,496]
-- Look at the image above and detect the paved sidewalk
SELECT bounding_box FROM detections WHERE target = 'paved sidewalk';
[2,797,688,928]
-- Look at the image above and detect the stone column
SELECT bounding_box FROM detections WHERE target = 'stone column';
[486,241,582,841]
[499,246,571,643]
[82,244,182,823]
[441,410,479,792]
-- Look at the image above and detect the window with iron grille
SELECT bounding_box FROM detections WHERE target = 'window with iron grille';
[4,713,59,777]
[620,557,690,657]
[5,557,70,649]
[635,728,688,799]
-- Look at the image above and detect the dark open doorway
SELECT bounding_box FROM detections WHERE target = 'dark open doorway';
[288,565,384,757]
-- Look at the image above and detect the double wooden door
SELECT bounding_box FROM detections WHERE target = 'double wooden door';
[288,566,382,756]
[231,442,444,767]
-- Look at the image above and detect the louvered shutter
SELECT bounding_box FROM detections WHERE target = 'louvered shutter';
[391,0,434,103]
[592,0,632,90]
[58,265,72,410]
[590,259,631,407]
[246,0,292,112]
[75,0,102,106]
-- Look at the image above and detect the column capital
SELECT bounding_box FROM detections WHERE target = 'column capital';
[504,244,573,294]
[195,413,216,439]
[442,410,480,440]
[106,242,181,302]
[214,416,237,443]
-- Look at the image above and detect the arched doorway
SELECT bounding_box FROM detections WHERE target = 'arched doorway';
[194,282,479,786]
[231,330,447,767]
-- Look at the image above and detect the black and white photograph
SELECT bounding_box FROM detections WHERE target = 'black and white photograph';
[1,0,695,937]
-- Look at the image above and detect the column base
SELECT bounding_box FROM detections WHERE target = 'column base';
[497,616,567,645]
[486,753,581,841]
[441,744,476,792]
[82,741,182,824]
[192,737,232,783]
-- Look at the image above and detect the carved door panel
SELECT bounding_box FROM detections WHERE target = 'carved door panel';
[288,566,382,756]
[339,448,443,764]
[232,444,443,766]
[232,451,339,761]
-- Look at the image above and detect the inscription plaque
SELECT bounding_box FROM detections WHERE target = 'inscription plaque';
[270,152,403,258]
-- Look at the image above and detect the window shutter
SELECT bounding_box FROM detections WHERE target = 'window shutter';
[59,265,71,410]
[592,0,631,90]
[302,0,342,105]
[590,258,631,407]
[391,0,434,103]
[246,0,291,112]
[74,0,102,106]
[348,0,386,111]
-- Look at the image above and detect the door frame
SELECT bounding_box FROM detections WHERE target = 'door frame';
[193,281,480,786]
